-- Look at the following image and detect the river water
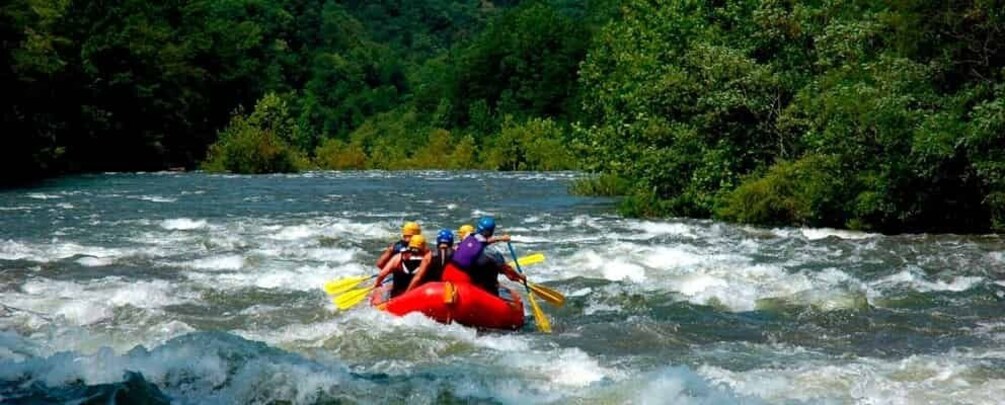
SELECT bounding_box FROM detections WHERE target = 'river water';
[1,171,1003,404]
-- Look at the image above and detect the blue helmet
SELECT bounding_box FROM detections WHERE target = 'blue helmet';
[476,216,496,236]
[436,229,454,245]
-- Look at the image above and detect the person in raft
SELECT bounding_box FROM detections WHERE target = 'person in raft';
[375,221,421,269]
[424,229,456,282]
[449,216,525,295]
[457,224,474,241]
[374,234,433,299]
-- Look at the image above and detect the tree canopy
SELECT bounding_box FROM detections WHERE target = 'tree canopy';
[5,0,1004,232]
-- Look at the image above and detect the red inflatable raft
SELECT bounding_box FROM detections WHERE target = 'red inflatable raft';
[369,278,525,330]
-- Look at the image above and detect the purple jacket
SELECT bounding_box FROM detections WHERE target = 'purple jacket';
[451,234,487,269]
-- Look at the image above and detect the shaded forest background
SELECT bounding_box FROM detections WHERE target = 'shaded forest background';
[4,0,1004,233]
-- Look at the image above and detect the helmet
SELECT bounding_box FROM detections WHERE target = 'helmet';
[436,229,454,246]
[458,224,474,239]
[408,234,427,249]
[476,216,496,236]
[402,221,421,236]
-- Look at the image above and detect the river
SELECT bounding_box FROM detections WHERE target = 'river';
[1,171,1003,404]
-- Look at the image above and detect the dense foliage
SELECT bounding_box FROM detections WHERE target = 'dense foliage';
[3,0,591,183]
[576,0,1005,233]
[6,0,1004,232]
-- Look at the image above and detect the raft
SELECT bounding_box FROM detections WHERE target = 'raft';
[369,277,525,330]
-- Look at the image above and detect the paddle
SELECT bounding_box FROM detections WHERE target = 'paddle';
[331,252,548,311]
[323,253,546,298]
[323,275,375,296]
[334,280,386,310]
[508,242,551,333]
[528,283,565,307]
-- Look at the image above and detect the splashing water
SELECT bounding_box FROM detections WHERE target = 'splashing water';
[1,171,1003,404]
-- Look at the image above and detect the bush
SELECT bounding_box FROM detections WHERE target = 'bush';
[715,155,846,227]
[315,138,367,169]
[483,117,576,170]
[202,94,306,174]
[569,173,630,196]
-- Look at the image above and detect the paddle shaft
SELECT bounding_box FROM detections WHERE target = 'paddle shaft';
[506,242,530,291]
[508,242,552,333]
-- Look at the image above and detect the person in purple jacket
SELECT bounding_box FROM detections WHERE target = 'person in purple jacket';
[450,216,524,295]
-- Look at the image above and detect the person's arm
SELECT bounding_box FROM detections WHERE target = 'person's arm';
[375,243,395,269]
[500,264,525,283]
[374,255,399,288]
[406,251,434,292]
[487,234,511,244]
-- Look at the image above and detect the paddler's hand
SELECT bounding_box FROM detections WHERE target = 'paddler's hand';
[503,266,525,282]
[496,234,512,242]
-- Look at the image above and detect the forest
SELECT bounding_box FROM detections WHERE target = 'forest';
[4,0,1004,233]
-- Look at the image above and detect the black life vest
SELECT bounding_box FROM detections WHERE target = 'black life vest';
[391,250,424,297]
[427,247,453,282]
[468,252,502,295]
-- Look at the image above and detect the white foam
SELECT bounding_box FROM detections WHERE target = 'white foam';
[0,240,125,263]
[185,262,366,292]
[583,301,622,315]
[187,255,245,271]
[132,195,178,203]
[699,351,1005,404]
[602,260,647,282]
[56,202,75,209]
[639,246,705,269]
[472,209,495,217]
[989,251,1004,264]
[509,348,609,387]
[12,278,188,326]
[628,366,746,404]
[633,220,699,239]
[0,333,358,404]
[160,218,207,230]
[0,239,34,260]
[75,256,114,267]
[271,225,317,240]
[0,205,36,211]
[800,227,877,240]
[973,321,1005,342]
[323,218,402,240]
[872,269,984,293]
[27,193,61,200]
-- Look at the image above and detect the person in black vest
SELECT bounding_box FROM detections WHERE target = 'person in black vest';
[425,229,456,283]
[375,221,420,269]
[374,234,432,299]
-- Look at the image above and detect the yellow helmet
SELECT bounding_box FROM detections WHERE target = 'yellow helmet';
[458,224,474,239]
[402,221,421,236]
[408,234,427,249]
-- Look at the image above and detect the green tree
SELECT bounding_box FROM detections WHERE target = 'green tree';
[203,94,306,174]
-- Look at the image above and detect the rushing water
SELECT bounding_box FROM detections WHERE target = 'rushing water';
[1,171,1004,404]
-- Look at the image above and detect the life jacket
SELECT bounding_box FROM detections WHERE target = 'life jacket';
[426,247,453,282]
[445,243,502,295]
[468,252,502,295]
[451,234,486,269]
[391,250,424,297]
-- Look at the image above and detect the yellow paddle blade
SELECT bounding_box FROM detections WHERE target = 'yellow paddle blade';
[334,286,375,311]
[508,253,545,268]
[527,292,552,333]
[529,283,565,307]
[323,276,371,296]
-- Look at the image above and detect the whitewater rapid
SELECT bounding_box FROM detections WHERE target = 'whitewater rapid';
[1,171,1004,404]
